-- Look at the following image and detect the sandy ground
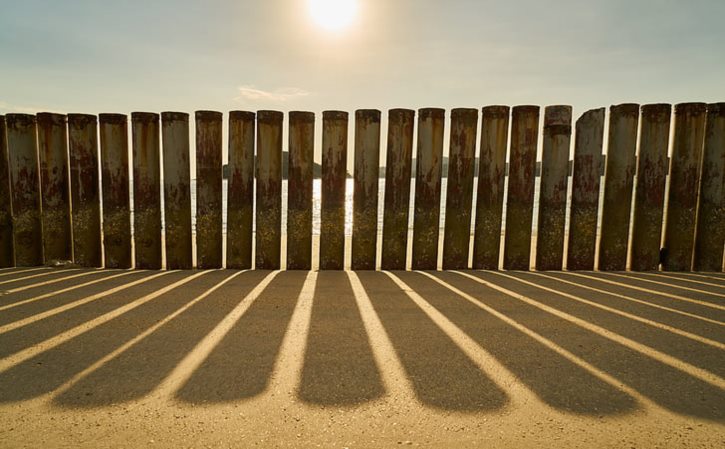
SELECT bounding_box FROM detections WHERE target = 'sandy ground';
[0,267,723,448]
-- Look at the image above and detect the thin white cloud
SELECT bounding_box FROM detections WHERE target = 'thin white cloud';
[0,101,63,114]
[235,85,311,103]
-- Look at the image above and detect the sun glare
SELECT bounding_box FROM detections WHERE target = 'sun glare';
[309,0,358,31]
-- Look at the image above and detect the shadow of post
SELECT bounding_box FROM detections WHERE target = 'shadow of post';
[356,271,508,412]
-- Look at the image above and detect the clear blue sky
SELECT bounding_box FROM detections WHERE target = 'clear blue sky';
[1,0,724,162]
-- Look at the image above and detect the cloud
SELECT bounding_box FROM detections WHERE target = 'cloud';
[235,85,311,103]
[0,101,63,114]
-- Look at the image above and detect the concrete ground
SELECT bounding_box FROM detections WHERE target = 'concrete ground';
[0,267,723,448]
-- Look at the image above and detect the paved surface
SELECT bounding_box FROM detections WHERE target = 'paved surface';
[0,267,723,448]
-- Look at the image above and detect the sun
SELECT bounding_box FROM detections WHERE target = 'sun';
[309,0,358,32]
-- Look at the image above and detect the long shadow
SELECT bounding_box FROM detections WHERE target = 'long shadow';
[0,271,215,402]
[620,272,725,295]
[540,271,725,325]
[0,271,176,359]
[0,271,151,326]
[496,271,725,377]
[56,270,271,407]
[174,271,305,404]
[587,272,724,305]
[356,271,509,412]
[297,271,385,406]
[0,269,87,291]
[0,270,119,308]
[507,273,725,342]
[391,272,635,415]
[450,271,725,422]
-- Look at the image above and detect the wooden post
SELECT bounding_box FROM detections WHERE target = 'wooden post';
[631,104,671,271]
[598,104,640,271]
[0,116,13,267]
[287,111,314,270]
[68,114,102,267]
[663,103,707,271]
[6,114,42,266]
[411,108,444,270]
[351,109,381,270]
[381,109,415,270]
[535,105,572,271]
[442,108,478,269]
[195,111,223,269]
[131,112,162,269]
[694,103,725,272]
[161,112,192,269]
[255,110,283,270]
[566,108,605,271]
[320,111,348,270]
[99,114,132,268]
[472,106,509,270]
[226,111,255,269]
[37,112,72,262]
[503,106,539,270]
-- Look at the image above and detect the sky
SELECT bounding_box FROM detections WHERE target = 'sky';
[1,0,724,165]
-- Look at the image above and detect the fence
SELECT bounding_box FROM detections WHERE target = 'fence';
[0,104,723,272]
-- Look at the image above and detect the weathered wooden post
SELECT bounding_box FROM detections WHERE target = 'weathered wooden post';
[226,111,255,269]
[6,114,43,266]
[161,112,192,269]
[320,111,348,270]
[411,108,444,270]
[68,114,102,267]
[472,106,509,270]
[381,109,415,270]
[503,106,539,271]
[442,108,478,269]
[663,103,707,271]
[255,110,283,270]
[598,104,639,271]
[37,112,72,262]
[131,112,162,269]
[0,116,13,267]
[287,111,314,270]
[351,110,382,270]
[535,106,572,271]
[195,111,223,269]
[694,103,725,272]
[566,108,605,271]
[631,104,671,271]
[99,114,132,268]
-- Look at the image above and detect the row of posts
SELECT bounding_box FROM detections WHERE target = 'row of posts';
[0,103,723,271]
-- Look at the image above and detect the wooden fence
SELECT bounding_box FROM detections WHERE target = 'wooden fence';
[0,103,723,272]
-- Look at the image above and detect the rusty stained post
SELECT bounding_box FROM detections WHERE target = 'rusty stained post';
[503,106,539,271]
[351,109,382,270]
[598,104,640,271]
[255,110,283,270]
[381,109,415,270]
[442,108,478,269]
[566,108,605,271]
[226,111,255,269]
[286,111,314,270]
[694,103,725,272]
[6,114,42,266]
[411,108,444,270]
[319,111,348,270]
[630,104,671,271]
[195,111,223,269]
[662,103,707,271]
[161,112,192,269]
[99,114,132,268]
[37,113,72,262]
[535,105,572,271]
[0,116,13,267]
[131,112,162,269]
[472,106,509,270]
[68,114,102,267]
